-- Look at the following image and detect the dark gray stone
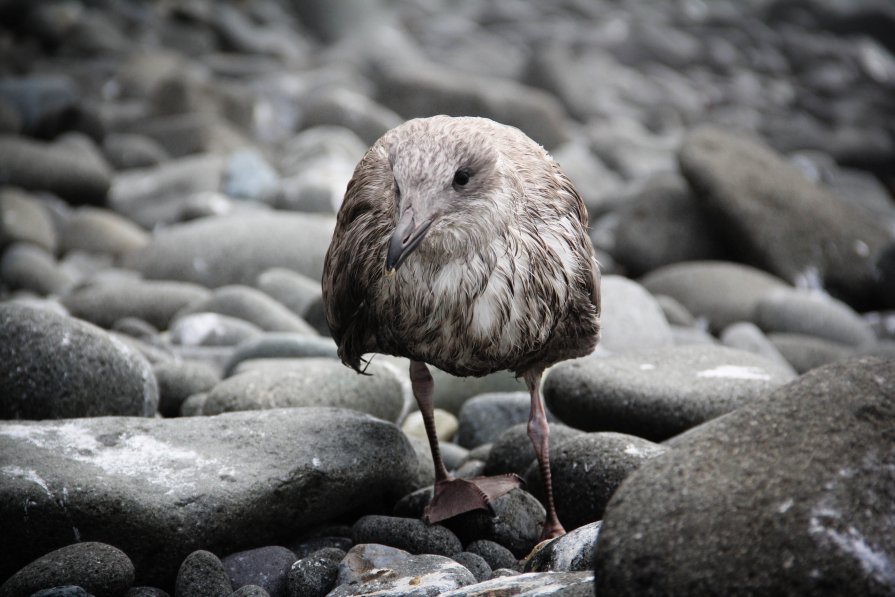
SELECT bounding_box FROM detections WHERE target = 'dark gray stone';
[768,333,854,374]
[153,361,222,417]
[0,408,418,586]
[599,276,674,353]
[613,173,730,276]
[169,313,263,347]
[1,243,73,296]
[594,358,895,596]
[0,542,133,597]
[0,188,56,252]
[463,540,518,572]
[524,433,667,529]
[62,279,210,330]
[223,334,337,375]
[544,345,796,441]
[175,550,231,597]
[484,423,583,478]
[679,127,892,304]
[222,546,295,597]
[331,543,475,597]
[58,207,149,257]
[204,358,405,422]
[123,213,334,288]
[443,490,545,558]
[430,369,526,416]
[351,515,463,557]
[0,135,110,205]
[174,286,316,334]
[451,552,491,583]
[286,548,344,597]
[524,521,602,573]
[457,392,539,449]
[754,289,877,347]
[0,303,158,419]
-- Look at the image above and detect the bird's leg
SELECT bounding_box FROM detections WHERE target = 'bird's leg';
[524,369,566,540]
[410,360,450,483]
[411,360,522,524]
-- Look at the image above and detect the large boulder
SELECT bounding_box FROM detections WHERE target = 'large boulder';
[0,408,418,587]
[593,357,895,596]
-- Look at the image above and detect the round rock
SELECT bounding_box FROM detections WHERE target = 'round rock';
[222,546,296,597]
[0,303,158,419]
[544,345,797,441]
[0,542,134,597]
[594,357,895,596]
[456,392,548,450]
[524,433,667,529]
[484,422,583,478]
[286,548,344,597]
[175,550,231,597]
[754,289,877,347]
[351,515,462,557]
[173,285,317,335]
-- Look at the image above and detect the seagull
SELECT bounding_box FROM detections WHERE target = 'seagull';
[322,115,601,540]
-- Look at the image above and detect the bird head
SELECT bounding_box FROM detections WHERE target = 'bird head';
[384,121,506,272]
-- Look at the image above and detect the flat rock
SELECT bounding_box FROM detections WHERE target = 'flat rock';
[330,544,475,597]
[544,345,797,441]
[679,127,892,304]
[754,289,877,347]
[58,207,149,257]
[439,571,595,597]
[174,285,316,335]
[524,433,667,529]
[641,261,791,333]
[62,279,210,330]
[203,358,406,422]
[0,542,134,597]
[122,213,335,287]
[0,408,418,586]
[0,135,110,205]
[0,303,158,419]
[594,357,895,596]
[595,275,674,353]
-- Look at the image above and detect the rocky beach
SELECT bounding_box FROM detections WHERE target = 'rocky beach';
[0,0,894,595]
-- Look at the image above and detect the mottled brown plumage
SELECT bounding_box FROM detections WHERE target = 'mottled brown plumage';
[323,115,601,539]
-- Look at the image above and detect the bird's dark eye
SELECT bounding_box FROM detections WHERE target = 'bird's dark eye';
[453,169,471,187]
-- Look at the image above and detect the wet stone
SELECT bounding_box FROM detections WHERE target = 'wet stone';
[351,515,463,557]
[175,550,231,597]
[524,521,602,573]
[286,548,344,597]
[0,542,134,597]
[222,546,296,597]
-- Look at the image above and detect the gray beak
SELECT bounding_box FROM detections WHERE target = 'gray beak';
[385,207,434,272]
